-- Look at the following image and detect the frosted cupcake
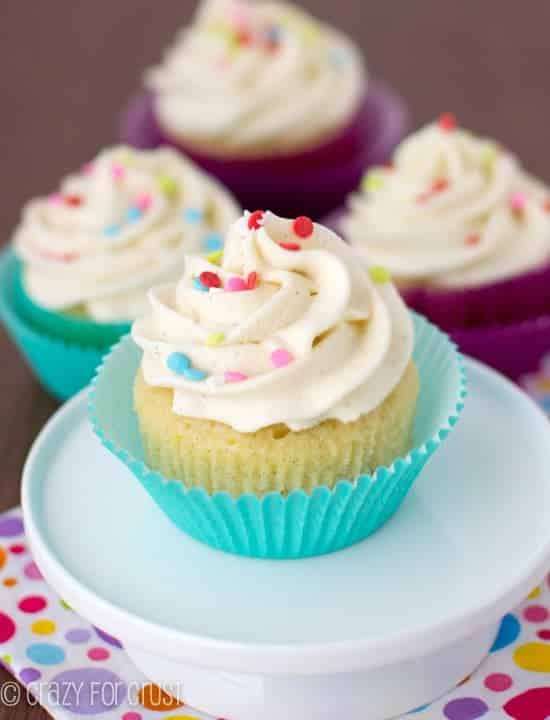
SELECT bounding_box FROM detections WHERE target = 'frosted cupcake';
[90,211,465,558]
[335,115,550,378]
[0,145,240,399]
[121,0,408,219]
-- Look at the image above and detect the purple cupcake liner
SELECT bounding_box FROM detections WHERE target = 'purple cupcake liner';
[120,80,409,219]
[325,207,550,381]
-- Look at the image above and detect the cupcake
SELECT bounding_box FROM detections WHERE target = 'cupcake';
[334,114,550,379]
[90,211,465,558]
[0,145,240,400]
[120,0,408,219]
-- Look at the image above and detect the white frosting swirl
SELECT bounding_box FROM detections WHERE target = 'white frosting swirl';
[342,119,550,288]
[14,146,240,322]
[146,0,366,155]
[132,211,413,433]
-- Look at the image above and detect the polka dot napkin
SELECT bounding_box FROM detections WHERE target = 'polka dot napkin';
[0,364,549,719]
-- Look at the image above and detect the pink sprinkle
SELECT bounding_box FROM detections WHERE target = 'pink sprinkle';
[271,348,294,368]
[136,192,152,211]
[510,191,527,212]
[82,162,94,176]
[112,163,126,181]
[224,371,248,383]
[48,192,63,205]
[226,277,247,292]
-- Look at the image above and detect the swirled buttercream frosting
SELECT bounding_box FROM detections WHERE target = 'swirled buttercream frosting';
[146,0,366,155]
[14,146,240,322]
[132,210,413,432]
[342,115,550,288]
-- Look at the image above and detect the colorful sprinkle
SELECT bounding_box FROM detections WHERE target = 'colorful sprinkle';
[369,266,391,283]
[226,277,247,292]
[48,193,63,205]
[199,271,222,289]
[103,224,121,237]
[206,250,223,266]
[183,368,207,382]
[193,277,209,292]
[166,353,191,375]
[439,112,457,132]
[279,242,301,251]
[248,210,264,229]
[157,173,178,198]
[184,208,203,224]
[543,198,550,213]
[482,144,498,173]
[224,371,248,383]
[246,271,258,290]
[136,192,152,212]
[65,194,83,207]
[432,178,449,193]
[203,232,223,252]
[363,172,384,193]
[271,348,294,368]
[293,216,314,239]
[126,206,142,223]
[206,332,225,346]
[111,164,126,182]
[465,233,481,247]
[510,192,527,213]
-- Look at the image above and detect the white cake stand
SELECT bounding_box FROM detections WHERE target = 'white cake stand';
[22,357,550,720]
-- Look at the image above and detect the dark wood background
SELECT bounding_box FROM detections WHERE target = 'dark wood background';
[1,1,550,716]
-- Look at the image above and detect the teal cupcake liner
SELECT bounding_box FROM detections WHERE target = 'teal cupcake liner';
[0,248,117,401]
[89,313,466,559]
[13,256,130,347]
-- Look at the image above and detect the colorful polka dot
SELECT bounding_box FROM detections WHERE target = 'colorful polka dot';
[3,578,16,587]
[484,673,512,692]
[524,605,549,623]
[9,543,26,555]
[0,547,6,570]
[443,697,488,719]
[203,233,223,252]
[504,688,550,720]
[537,629,550,641]
[122,713,142,720]
[513,642,550,672]
[31,619,56,636]
[66,628,91,644]
[93,626,123,648]
[137,683,184,711]
[271,348,293,368]
[528,586,541,599]
[491,613,521,652]
[87,647,110,661]
[23,562,42,580]
[0,516,23,537]
[19,668,41,683]
[18,595,47,614]
[26,642,65,665]
[49,669,125,714]
[0,612,16,643]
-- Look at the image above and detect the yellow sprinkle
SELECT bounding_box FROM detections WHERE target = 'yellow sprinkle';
[206,332,225,346]
[157,173,178,198]
[369,266,391,284]
[481,143,498,173]
[206,250,223,266]
[362,172,384,193]
[2,655,11,666]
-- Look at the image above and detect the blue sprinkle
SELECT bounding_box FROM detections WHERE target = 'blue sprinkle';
[183,367,207,382]
[203,232,223,253]
[126,206,143,223]
[167,352,191,375]
[103,224,121,237]
[184,208,204,224]
[328,47,347,67]
[193,277,209,292]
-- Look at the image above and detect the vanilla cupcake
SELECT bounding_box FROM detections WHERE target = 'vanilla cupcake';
[0,146,240,399]
[90,211,465,557]
[121,0,408,219]
[335,115,550,378]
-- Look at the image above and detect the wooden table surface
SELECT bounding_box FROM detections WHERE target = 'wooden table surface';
[2,0,550,716]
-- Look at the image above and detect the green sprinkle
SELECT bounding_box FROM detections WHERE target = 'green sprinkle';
[369,266,392,284]
[362,172,384,193]
[157,173,178,198]
[206,332,225,347]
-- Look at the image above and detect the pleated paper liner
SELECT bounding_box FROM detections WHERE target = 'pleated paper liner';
[0,248,123,401]
[89,313,466,559]
[119,79,409,220]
